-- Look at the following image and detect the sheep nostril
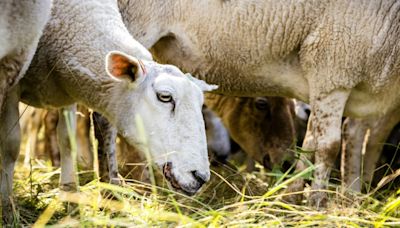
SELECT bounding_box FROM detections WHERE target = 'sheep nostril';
[305,108,311,118]
[163,162,173,179]
[191,170,207,186]
[282,160,292,172]
[263,155,272,170]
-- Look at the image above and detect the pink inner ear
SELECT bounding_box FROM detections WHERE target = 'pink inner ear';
[110,54,131,78]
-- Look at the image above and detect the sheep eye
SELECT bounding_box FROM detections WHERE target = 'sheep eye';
[255,97,269,110]
[157,92,173,103]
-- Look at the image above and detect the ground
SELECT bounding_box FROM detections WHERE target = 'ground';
[12,151,400,227]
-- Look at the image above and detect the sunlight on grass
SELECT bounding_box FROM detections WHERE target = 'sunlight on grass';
[11,111,400,227]
[12,158,400,227]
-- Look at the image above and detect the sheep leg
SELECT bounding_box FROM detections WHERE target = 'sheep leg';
[93,112,120,185]
[284,114,316,204]
[308,90,350,208]
[58,105,78,191]
[362,110,400,190]
[23,108,42,167]
[341,117,369,192]
[0,88,21,224]
[44,110,60,167]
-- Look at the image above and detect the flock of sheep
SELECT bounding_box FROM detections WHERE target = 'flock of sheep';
[1,0,400,224]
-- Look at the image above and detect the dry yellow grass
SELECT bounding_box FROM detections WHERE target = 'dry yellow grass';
[10,157,400,227]
[9,111,400,227]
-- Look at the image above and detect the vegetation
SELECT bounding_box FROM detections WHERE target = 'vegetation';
[12,155,400,227]
[9,111,400,227]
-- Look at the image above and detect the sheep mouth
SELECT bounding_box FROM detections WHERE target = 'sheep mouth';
[162,162,196,196]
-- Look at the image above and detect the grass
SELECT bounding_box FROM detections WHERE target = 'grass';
[9,110,400,227]
[11,155,400,227]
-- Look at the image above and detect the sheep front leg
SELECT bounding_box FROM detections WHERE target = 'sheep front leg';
[58,105,78,191]
[308,90,350,208]
[284,113,316,204]
[0,88,21,224]
[93,112,120,185]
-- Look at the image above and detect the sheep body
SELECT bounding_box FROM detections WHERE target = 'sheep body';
[118,0,400,207]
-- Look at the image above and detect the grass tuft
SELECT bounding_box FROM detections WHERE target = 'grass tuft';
[11,158,400,227]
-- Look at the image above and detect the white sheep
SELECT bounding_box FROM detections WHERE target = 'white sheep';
[1,0,216,222]
[0,0,52,223]
[118,0,400,207]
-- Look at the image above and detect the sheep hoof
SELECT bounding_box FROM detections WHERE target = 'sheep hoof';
[110,177,123,186]
[282,193,304,205]
[282,179,305,204]
[308,191,328,209]
[1,200,19,226]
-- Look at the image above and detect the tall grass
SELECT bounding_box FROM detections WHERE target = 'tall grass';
[10,112,400,227]
[12,158,400,227]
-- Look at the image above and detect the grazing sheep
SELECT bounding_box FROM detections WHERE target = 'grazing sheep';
[1,0,216,222]
[205,94,296,170]
[119,0,400,207]
[0,0,52,223]
[205,98,309,171]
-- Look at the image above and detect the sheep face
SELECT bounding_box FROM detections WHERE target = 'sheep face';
[105,51,217,195]
[223,97,296,171]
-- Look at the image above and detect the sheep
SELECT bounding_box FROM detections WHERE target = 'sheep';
[204,94,296,171]
[205,97,309,171]
[0,0,52,223]
[1,0,216,222]
[20,94,297,183]
[118,0,400,207]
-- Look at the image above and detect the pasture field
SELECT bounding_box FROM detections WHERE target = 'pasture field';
[9,114,400,227]
[12,156,400,226]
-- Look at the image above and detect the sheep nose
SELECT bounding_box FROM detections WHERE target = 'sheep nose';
[263,155,273,170]
[282,160,292,172]
[191,170,208,186]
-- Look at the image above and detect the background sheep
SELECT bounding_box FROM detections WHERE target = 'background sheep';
[205,94,296,171]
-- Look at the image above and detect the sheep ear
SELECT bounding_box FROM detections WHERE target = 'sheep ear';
[105,51,145,83]
[185,73,218,92]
